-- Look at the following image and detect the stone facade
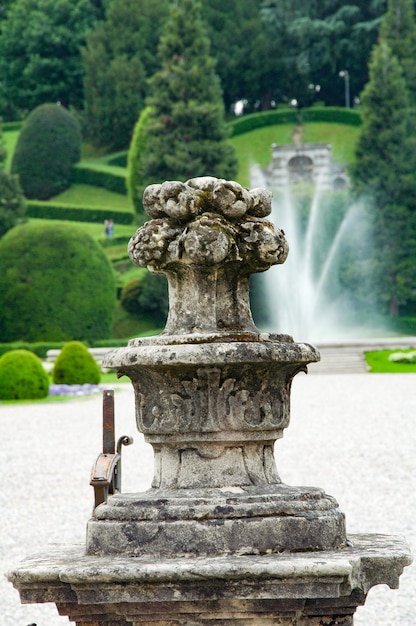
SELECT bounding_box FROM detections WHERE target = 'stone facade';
[265,143,349,190]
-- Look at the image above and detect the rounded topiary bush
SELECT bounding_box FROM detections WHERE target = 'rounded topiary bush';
[0,221,116,343]
[11,103,82,200]
[52,341,101,385]
[0,349,50,400]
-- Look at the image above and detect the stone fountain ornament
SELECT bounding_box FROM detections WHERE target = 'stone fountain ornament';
[8,177,411,625]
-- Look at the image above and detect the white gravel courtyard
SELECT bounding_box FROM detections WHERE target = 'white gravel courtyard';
[1,372,415,625]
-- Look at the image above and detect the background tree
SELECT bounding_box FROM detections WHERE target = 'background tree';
[11,103,82,200]
[204,0,283,112]
[0,221,116,342]
[351,41,416,315]
[0,0,97,120]
[260,0,386,107]
[82,0,169,149]
[0,120,26,237]
[137,0,237,189]
[379,0,416,104]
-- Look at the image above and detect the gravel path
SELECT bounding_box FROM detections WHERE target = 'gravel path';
[1,373,415,625]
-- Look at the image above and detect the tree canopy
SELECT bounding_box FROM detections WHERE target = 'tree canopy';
[82,0,170,149]
[0,0,97,119]
[351,40,416,314]
[136,0,237,187]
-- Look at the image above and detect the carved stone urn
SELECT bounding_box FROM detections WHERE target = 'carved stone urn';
[8,177,411,625]
[87,176,345,558]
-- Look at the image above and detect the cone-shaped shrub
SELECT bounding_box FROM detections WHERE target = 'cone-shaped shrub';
[0,349,50,400]
[52,341,101,385]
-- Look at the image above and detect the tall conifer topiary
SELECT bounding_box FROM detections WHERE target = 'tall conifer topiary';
[134,0,237,190]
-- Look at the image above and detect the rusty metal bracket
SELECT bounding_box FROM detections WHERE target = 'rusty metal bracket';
[90,389,133,509]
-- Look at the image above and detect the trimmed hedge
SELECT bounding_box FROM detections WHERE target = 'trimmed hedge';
[227,109,298,137]
[26,200,134,224]
[0,341,64,359]
[0,221,117,343]
[73,163,127,195]
[105,151,128,167]
[0,349,50,400]
[227,106,362,137]
[301,106,362,126]
[3,121,23,132]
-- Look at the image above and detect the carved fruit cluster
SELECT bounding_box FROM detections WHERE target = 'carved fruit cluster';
[128,177,288,270]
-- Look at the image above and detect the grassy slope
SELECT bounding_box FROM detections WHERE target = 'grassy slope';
[52,184,131,209]
[228,122,361,187]
[228,123,295,187]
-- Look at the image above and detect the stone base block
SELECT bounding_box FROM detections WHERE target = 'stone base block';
[86,485,346,557]
[7,534,411,625]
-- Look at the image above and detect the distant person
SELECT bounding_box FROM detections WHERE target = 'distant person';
[104,219,114,238]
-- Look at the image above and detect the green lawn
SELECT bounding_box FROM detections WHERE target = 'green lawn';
[29,217,136,240]
[53,184,131,209]
[301,122,360,166]
[229,123,296,187]
[365,349,416,373]
[3,129,19,169]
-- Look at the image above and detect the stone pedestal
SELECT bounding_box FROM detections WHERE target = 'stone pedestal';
[7,177,411,624]
[9,536,410,625]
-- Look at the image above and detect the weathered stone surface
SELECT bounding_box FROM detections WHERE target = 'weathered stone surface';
[87,485,346,557]
[8,535,411,624]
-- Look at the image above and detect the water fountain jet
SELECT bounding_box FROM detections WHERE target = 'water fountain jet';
[252,164,373,342]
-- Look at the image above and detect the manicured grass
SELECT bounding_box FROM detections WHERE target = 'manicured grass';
[228,123,295,187]
[53,184,131,210]
[365,349,416,373]
[29,217,136,240]
[3,129,19,169]
[301,122,360,166]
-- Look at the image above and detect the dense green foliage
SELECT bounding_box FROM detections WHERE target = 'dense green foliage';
[0,0,97,119]
[25,200,133,225]
[0,341,65,359]
[0,121,26,236]
[138,0,237,186]
[261,1,386,109]
[351,41,416,315]
[204,0,280,112]
[73,163,127,195]
[82,0,170,149]
[52,340,101,384]
[11,103,82,200]
[0,221,116,342]
[228,106,362,137]
[120,272,169,326]
[380,0,416,104]
[127,105,153,217]
[0,168,26,236]
[0,349,50,399]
